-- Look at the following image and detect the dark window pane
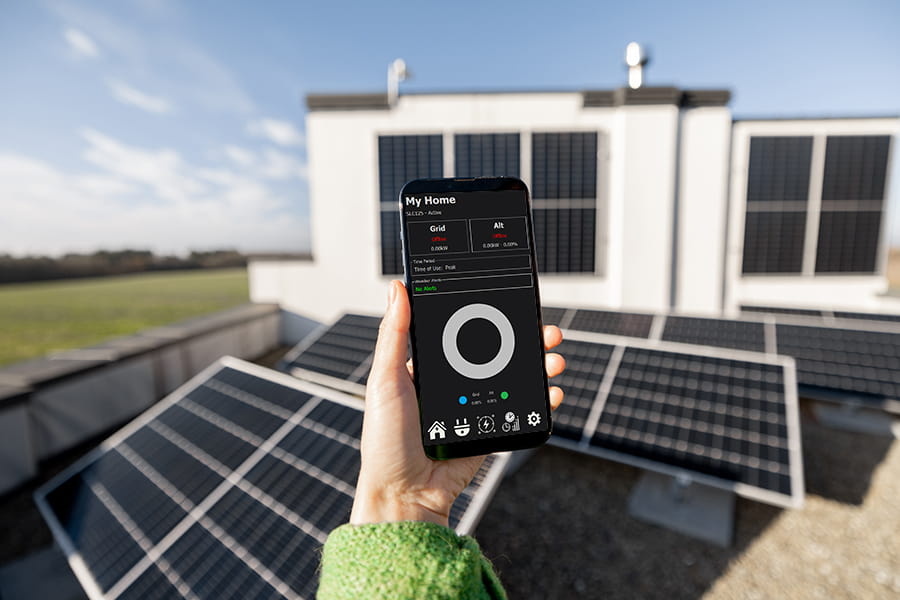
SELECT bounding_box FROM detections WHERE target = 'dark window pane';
[742,211,807,274]
[454,133,519,177]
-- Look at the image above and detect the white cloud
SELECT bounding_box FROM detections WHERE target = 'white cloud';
[63,27,100,59]
[108,80,173,114]
[222,145,307,181]
[258,149,308,180]
[0,132,309,256]
[50,3,255,114]
[224,145,255,168]
[247,118,304,147]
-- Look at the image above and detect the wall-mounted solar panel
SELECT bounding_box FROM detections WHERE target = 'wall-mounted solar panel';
[36,358,509,600]
[378,134,444,275]
[280,313,380,396]
[832,310,900,323]
[454,133,520,178]
[548,331,803,508]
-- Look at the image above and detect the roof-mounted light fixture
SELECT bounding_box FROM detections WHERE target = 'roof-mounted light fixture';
[387,58,410,106]
[625,42,649,89]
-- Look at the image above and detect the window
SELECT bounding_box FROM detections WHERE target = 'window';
[531,132,598,273]
[454,133,519,177]
[741,134,892,276]
[377,135,443,275]
[741,136,812,274]
[815,135,891,273]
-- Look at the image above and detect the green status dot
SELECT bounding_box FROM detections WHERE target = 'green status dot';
[500,391,509,400]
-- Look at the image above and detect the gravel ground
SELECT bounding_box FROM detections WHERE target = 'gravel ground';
[476,416,900,599]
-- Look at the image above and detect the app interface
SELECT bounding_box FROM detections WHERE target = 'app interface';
[403,189,549,447]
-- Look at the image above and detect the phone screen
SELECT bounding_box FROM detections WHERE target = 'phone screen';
[400,178,551,458]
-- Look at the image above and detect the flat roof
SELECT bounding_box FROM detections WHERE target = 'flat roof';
[306,86,732,111]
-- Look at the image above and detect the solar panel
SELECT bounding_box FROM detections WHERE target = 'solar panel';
[567,308,655,338]
[378,134,444,275]
[36,357,510,600]
[531,131,598,273]
[741,305,825,318]
[540,306,570,327]
[832,310,900,323]
[279,314,380,396]
[662,315,767,353]
[775,323,900,413]
[549,331,803,508]
[561,306,900,414]
[547,339,616,441]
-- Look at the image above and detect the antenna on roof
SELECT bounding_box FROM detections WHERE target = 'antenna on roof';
[388,58,410,106]
[625,42,649,89]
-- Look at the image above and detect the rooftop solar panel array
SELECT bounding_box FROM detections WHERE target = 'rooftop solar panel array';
[36,358,509,600]
[549,331,803,507]
[279,314,381,395]
[742,305,900,325]
[556,306,900,413]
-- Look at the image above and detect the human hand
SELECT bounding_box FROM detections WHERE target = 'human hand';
[350,280,566,527]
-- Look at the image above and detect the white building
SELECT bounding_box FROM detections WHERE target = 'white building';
[249,83,899,328]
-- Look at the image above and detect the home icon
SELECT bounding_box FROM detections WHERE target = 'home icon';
[428,421,447,440]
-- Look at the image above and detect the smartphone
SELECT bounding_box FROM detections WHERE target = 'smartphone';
[399,176,552,459]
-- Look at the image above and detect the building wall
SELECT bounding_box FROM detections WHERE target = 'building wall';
[249,92,900,324]
[675,107,732,314]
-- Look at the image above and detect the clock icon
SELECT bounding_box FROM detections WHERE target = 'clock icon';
[477,415,495,434]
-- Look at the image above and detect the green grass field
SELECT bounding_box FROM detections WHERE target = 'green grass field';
[0,269,249,367]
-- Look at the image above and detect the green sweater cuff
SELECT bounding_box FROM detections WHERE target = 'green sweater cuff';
[317,521,507,600]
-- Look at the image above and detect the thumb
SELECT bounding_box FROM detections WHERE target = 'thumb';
[369,280,411,384]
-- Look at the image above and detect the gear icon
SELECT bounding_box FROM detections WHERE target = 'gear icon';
[526,411,541,427]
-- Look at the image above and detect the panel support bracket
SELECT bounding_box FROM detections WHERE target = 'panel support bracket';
[627,471,735,547]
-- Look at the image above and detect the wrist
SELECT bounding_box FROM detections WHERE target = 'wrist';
[350,484,450,527]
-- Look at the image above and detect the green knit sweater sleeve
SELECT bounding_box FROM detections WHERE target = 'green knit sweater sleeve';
[317,521,507,600]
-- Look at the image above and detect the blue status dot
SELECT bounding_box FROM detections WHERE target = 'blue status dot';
[458,395,468,405]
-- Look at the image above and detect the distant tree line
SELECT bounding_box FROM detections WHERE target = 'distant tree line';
[0,249,248,284]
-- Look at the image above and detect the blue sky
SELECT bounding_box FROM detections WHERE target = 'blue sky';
[1,0,899,256]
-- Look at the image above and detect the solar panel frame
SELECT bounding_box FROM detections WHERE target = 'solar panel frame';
[551,329,804,509]
[35,357,510,600]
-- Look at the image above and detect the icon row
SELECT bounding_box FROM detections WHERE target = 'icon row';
[427,411,541,440]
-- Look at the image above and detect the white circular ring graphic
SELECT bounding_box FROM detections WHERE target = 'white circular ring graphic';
[441,303,515,380]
